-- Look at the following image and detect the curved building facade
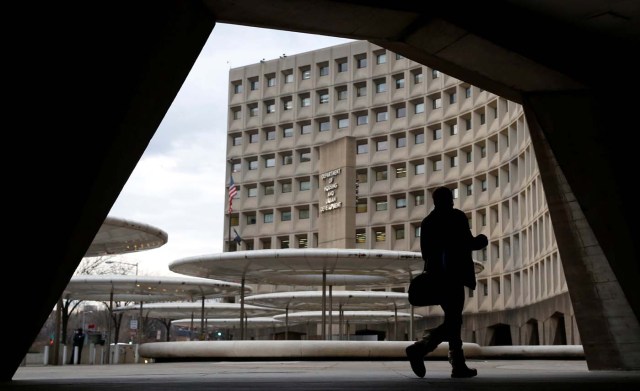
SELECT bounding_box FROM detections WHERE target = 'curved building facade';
[224,40,577,346]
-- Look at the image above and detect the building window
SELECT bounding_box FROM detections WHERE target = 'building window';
[481,179,488,192]
[357,142,368,154]
[375,79,387,93]
[233,82,243,94]
[356,55,367,68]
[396,135,406,148]
[266,101,276,114]
[283,98,293,111]
[395,166,406,178]
[415,194,425,205]
[281,210,292,221]
[375,169,388,181]
[319,91,329,104]
[415,102,425,114]
[449,92,457,104]
[450,124,458,135]
[232,135,242,146]
[414,70,424,84]
[319,64,329,76]
[356,200,367,213]
[299,180,311,191]
[395,227,405,239]
[396,198,407,208]
[433,128,442,140]
[376,139,388,151]
[232,162,241,172]
[264,184,275,195]
[376,52,387,64]
[376,200,388,211]
[396,106,406,118]
[395,76,405,89]
[265,129,276,140]
[465,118,472,130]
[337,58,348,73]
[465,86,472,98]
[337,87,348,100]
[232,108,242,120]
[282,153,293,165]
[301,67,311,80]
[319,120,330,132]
[376,111,388,122]
[432,69,440,79]
[415,132,425,144]
[433,159,443,171]
[263,212,274,223]
[265,157,275,168]
[300,95,311,107]
[356,83,367,97]
[249,105,259,117]
[415,163,425,175]
[375,229,386,242]
[450,155,459,167]
[337,118,349,129]
[283,126,293,138]
[250,78,259,91]
[452,188,459,199]
[248,159,258,170]
[357,170,368,183]
[249,133,259,143]
[247,215,257,225]
[299,208,310,219]
[466,184,473,196]
[466,151,472,163]
[300,123,312,135]
[267,75,276,87]
[396,53,404,60]
[481,145,487,158]
[356,114,368,125]
[480,113,486,125]
[248,187,258,197]
[300,151,311,162]
[284,72,294,84]
[356,230,367,243]
[281,182,292,193]
[432,97,442,109]
[415,226,421,237]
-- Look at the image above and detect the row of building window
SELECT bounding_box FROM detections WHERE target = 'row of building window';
[231,52,450,94]
[230,84,478,119]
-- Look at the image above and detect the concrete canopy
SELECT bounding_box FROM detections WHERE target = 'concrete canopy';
[86,216,168,257]
[273,310,419,324]
[244,291,410,311]
[63,275,249,303]
[172,317,283,329]
[115,302,284,320]
[169,248,424,286]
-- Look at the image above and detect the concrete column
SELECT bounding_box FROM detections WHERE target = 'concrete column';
[524,92,640,369]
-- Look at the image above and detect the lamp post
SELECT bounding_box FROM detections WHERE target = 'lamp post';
[105,260,139,275]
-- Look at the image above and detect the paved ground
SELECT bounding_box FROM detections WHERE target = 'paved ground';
[3,359,640,391]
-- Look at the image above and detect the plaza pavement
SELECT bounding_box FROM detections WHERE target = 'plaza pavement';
[3,359,640,391]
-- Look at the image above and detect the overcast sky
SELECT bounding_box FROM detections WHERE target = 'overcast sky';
[106,24,354,276]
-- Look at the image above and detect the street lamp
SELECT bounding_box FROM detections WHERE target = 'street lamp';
[105,260,139,275]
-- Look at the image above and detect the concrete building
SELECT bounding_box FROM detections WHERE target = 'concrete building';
[223,41,575,346]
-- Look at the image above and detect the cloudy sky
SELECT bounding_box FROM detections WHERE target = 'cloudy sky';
[106,24,354,276]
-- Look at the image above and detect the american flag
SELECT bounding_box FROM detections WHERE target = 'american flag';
[228,176,237,213]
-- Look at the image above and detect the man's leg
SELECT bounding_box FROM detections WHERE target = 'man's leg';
[443,285,476,378]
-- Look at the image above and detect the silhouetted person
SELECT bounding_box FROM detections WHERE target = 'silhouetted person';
[406,186,488,378]
[70,328,85,364]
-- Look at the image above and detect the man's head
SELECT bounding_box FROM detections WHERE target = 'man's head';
[432,186,453,208]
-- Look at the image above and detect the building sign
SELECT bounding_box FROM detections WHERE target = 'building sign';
[320,168,342,213]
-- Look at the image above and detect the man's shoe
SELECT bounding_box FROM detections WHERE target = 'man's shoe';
[448,349,477,378]
[405,343,426,378]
